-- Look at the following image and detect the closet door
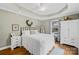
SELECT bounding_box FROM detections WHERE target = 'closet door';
[76,20,79,39]
[60,19,79,47]
[68,20,79,47]
[76,20,79,48]
[60,21,70,43]
[69,20,77,40]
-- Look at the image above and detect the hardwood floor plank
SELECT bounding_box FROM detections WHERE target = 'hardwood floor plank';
[0,42,78,55]
[0,47,31,55]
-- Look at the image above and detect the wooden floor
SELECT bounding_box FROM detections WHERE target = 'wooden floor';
[0,47,31,55]
[0,42,78,55]
[55,42,78,55]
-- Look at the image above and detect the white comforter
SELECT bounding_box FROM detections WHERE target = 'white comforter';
[21,33,55,55]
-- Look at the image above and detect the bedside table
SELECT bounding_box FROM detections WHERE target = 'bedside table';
[11,36,21,50]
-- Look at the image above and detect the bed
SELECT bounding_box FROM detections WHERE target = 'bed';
[21,27,55,55]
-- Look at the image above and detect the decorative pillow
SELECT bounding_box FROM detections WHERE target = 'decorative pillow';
[30,30,39,34]
[22,30,30,35]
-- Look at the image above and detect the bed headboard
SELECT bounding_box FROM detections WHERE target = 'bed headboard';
[20,27,39,35]
[20,27,37,31]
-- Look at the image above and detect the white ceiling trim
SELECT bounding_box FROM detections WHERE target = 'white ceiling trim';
[0,5,41,20]
[0,3,79,20]
[16,3,68,17]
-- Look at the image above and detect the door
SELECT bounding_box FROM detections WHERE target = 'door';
[60,21,70,43]
[69,20,78,40]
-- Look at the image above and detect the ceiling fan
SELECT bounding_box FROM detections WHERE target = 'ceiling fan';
[37,3,47,11]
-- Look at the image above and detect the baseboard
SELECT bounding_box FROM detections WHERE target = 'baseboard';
[0,45,11,50]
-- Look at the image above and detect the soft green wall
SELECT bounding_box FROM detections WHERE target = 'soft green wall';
[0,10,40,48]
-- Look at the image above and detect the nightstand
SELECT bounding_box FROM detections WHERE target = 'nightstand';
[11,33,21,50]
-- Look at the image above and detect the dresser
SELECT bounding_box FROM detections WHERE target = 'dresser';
[60,19,79,53]
[11,35,21,50]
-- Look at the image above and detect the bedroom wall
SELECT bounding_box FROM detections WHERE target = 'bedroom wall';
[0,9,41,48]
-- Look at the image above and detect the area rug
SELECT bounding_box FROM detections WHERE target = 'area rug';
[49,48,64,55]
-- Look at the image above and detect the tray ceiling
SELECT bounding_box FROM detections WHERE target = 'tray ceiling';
[16,3,68,16]
[0,3,79,20]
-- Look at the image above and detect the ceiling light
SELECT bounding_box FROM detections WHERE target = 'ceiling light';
[38,3,46,11]
[39,6,46,11]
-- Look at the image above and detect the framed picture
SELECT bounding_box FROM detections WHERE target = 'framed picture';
[12,24,19,31]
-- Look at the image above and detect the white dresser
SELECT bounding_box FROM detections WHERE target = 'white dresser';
[60,19,79,52]
[11,34,21,50]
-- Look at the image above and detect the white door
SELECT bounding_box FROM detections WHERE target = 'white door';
[60,21,70,43]
[69,20,78,40]
[76,20,79,39]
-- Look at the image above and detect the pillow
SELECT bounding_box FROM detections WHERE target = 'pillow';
[22,30,30,35]
[30,30,39,34]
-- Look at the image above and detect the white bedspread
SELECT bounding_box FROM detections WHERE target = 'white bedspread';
[21,33,55,55]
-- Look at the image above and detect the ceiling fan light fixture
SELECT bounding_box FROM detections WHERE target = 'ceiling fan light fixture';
[39,6,46,11]
[37,3,47,11]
